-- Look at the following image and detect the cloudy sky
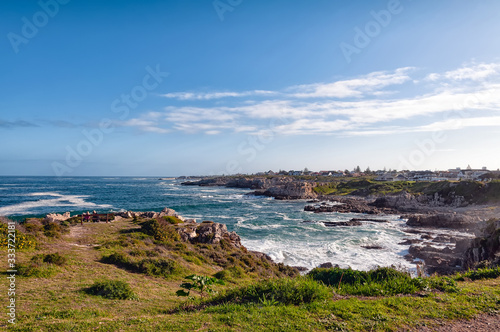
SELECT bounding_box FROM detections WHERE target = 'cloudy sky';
[2,0,500,176]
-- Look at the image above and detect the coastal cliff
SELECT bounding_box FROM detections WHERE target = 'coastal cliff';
[183,176,318,200]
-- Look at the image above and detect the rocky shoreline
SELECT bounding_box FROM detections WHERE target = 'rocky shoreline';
[182,176,500,274]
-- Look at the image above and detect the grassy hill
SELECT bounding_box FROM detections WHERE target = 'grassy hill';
[4,217,500,331]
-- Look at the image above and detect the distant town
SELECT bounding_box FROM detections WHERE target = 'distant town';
[250,165,500,182]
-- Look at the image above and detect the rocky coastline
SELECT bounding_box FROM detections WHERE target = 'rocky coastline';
[182,176,500,275]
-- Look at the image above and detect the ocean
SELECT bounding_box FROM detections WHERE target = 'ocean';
[1,176,430,272]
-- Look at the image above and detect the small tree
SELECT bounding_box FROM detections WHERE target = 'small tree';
[176,274,224,298]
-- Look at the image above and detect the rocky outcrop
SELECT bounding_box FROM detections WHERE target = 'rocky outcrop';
[369,192,430,212]
[44,212,71,223]
[405,213,478,229]
[253,181,317,200]
[176,222,242,248]
[304,198,396,214]
[407,244,463,275]
[193,221,242,248]
[117,207,186,221]
[462,220,500,268]
[183,176,318,200]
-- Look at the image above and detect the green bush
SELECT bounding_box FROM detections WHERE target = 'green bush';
[139,258,180,277]
[101,252,181,278]
[140,219,180,243]
[43,222,66,238]
[427,276,459,293]
[85,280,135,300]
[456,267,500,281]
[214,266,245,281]
[308,266,460,296]
[210,277,331,306]
[31,253,67,266]
[162,216,183,224]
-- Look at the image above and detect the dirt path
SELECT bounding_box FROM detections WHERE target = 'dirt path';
[408,314,500,331]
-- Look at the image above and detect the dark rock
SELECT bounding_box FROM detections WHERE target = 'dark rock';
[362,245,384,250]
[323,220,362,227]
[398,238,422,245]
[350,218,389,223]
[291,266,309,271]
[318,262,334,268]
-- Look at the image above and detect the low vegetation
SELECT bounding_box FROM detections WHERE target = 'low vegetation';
[85,280,136,300]
[8,217,500,331]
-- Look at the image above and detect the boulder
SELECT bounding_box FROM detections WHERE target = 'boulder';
[406,213,477,229]
[44,212,71,223]
[177,221,243,248]
[159,207,186,221]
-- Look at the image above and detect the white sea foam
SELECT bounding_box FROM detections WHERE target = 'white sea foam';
[0,192,113,216]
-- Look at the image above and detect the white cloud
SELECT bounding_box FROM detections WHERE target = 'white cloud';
[427,62,500,82]
[122,62,500,136]
[287,67,413,98]
[162,90,275,100]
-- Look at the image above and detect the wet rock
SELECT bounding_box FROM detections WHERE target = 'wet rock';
[350,218,389,223]
[362,245,384,250]
[323,220,362,227]
[398,238,422,245]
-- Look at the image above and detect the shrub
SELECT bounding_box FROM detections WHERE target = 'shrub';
[162,216,183,224]
[0,222,37,250]
[210,277,331,306]
[43,222,65,238]
[176,275,224,298]
[214,266,245,281]
[85,280,135,300]
[140,219,180,243]
[31,253,67,266]
[456,267,500,281]
[139,258,180,277]
[427,276,459,293]
[308,266,459,296]
[101,252,181,278]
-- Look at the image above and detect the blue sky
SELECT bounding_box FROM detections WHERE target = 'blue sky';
[1,0,500,176]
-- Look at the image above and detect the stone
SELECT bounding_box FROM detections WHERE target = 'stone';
[44,212,71,223]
